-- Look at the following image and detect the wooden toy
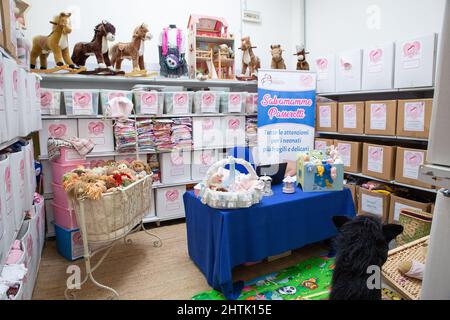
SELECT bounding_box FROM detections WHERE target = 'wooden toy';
[30,12,84,74]
[110,23,152,77]
[187,15,235,80]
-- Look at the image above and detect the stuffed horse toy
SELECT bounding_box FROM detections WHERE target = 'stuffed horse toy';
[30,12,80,71]
[330,215,403,300]
[294,44,310,71]
[71,21,118,72]
[270,45,286,70]
[110,23,152,75]
[238,36,261,79]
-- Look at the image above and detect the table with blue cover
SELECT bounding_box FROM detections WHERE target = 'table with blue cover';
[184,184,356,300]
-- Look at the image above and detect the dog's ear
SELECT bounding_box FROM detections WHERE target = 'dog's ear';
[382,224,404,243]
[333,216,351,230]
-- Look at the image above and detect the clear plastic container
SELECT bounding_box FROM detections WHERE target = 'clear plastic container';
[163,91,194,115]
[63,89,100,116]
[220,92,246,113]
[133,90,164,115]
[193,91,222,114]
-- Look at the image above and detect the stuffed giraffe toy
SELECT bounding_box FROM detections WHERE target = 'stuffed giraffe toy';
[30,12,79,71]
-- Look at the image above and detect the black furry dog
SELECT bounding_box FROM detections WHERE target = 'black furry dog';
[330,215,403,300]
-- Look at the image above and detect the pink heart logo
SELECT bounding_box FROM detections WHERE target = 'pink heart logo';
[88,121,105,136]
[372,105,385,119]
[406,152,423,166]
[228,119,240,130]
[344,105,356,117]
[369,48,383,63]
[403,41,421,58]
[200,152,212,165]
[316,58,328,71]
[202,118,214,130]
[73,92,92,107]
[5,167,11,193]
[338,145,350,156]
[165,190,179,202]
[48,124,67,138]
[108,92,125,100]
[35,82,41,98]
[142,92,157,106]
[320,107,331,117]
[202,93,215,107]
[340,59,352,71]
[406,104,424,120]
[170,153,184,166]
[370,148,382,161]
[230,94,241,106]
[40,91,53,107]
[174,93,188,107]
[20,160,24,180]
[300,74,313,87]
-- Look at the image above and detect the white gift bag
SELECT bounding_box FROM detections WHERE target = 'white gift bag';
[9,149,26,231]
[17,68,30,137]
[0,55,8,143]
[0,155,16,256]
[3,57,20,140]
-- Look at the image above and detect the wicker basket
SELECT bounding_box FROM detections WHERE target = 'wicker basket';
[382,236,429,300]
[396,209,433,246]
[71,175,152,244]
[199,157,263,209]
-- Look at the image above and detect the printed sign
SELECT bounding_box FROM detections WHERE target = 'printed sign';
[368,48,384,73]
[337,143,351,167]
[361,193,383,217]
[201,92,217,113]
[319,105,332,128]
[368,146,384,174]
[401,40,422,69]
[173,93,189,114]
[258,70,316,163]
[228,94,242,113]
[370,103,387,130]
[403,151,424,180]
[141,92,159,114]
[343,104,357,129]
[404,102,425,132]
[72,92,93,115]
[316,58,329,80]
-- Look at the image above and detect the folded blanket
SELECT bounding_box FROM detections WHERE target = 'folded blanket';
[47,137,95,160]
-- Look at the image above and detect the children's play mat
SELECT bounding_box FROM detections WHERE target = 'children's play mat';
[192,256,334,301]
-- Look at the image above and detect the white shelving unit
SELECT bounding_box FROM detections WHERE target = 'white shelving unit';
[38,75,258,228]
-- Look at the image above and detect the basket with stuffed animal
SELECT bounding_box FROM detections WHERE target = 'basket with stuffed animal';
[63,161,153,244]
[198,157,264,209]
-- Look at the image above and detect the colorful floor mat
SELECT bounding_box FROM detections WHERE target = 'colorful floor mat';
[192,256,335,300]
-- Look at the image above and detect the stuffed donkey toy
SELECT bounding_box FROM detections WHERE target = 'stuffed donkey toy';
[294,44,310,71]
[330,215,403,300]
[270,45,286,69]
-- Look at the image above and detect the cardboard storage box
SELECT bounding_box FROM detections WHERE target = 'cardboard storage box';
[396,99,433,139]
[1,0,17,57]
[155,186,186,221]
[344,183,357,211]
[336,49,362,92]
[358,188,390,223]
[394,34,437,88]
[313,54,336,93]
[316,102,338,132]
[364,100,397,136]
[362,43,395,90]
[362,143,396,181]
[0,6,4,48]
[395,147,433,189]
[77,119,114,153]
[335,140,362,173]
[389,194,431,223]
[314,138,335,152]
[160,151,191,184]
[338,102,365,134]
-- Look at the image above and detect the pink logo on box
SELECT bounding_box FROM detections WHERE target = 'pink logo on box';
[372,105,386,119]
[88,121,105,136]
[338,144,350,156]
[5,167,11,194]
[0,63,4,89]
[20,160,24,180]
[202,93,216,107]
[344,105,356,117]
[40,91,53,107]
[403,41,421,58]
[174,93,188,107]
[230,94,241,106]
[202,118,214,130]
[49,124,67,138]
[228,119,240,130]
[142,92,157,106]
[316,58,328,71]
[406,103,424,120]
[370,148,382,161]
[340,59,352,71]
[405,152,423,167]
[35,82,41,98]
[170,153,184,166]
[12,70,18,92]
[369,48,383,63]
[300,74,314,87]
[166,190,179,202]
[200,152,212,165]
[320,106,331,117]
[73,92,92,108]
[108,92,125,100]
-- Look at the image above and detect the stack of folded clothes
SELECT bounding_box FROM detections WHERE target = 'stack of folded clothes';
[153,120,174,151]
[136,119,155,152]
[114,120,138,153]
[171,117,193,150]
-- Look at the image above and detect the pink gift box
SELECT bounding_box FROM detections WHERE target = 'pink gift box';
[50,161,89,185]
[52,182,70,208]
[52,147,86,164]
[52,202,78,230]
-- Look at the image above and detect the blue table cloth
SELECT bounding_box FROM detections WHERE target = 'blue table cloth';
[184,184,356,300]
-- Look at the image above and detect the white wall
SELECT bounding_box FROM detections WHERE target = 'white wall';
[305,0,446,59]
[25,0,304,71]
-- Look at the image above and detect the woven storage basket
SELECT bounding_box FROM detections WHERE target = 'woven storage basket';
[382,236,429,300]
[396,209,433,246]
[71,175,152,244]
[199,157,263,209]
